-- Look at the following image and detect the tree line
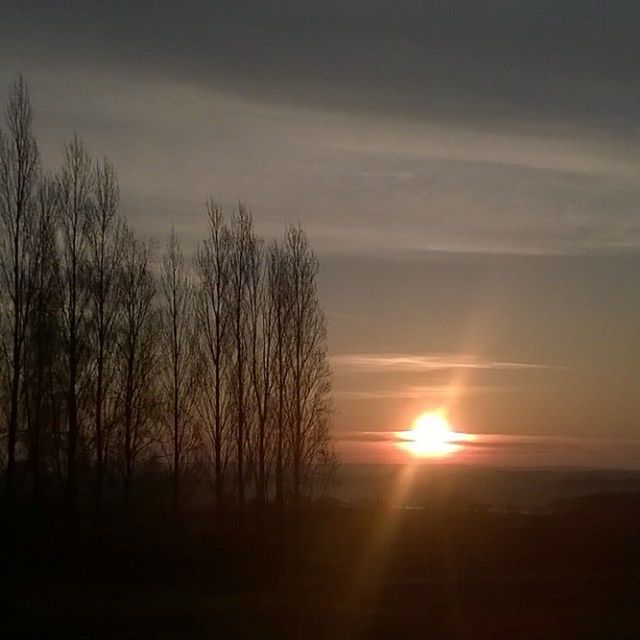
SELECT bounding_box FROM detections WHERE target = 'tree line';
[0,76,335,519]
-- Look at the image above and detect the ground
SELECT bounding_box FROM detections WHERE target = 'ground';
[3,500,640,639]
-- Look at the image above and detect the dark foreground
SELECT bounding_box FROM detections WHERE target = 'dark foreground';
[3,496,640,639]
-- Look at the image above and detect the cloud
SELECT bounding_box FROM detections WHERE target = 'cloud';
[337,430,589,447]
[2,3,639,256]
[336,431,398,443]
[336,430,640,469]
[333,385,509,400]
[331,353,558,374]
[3,1,639,136]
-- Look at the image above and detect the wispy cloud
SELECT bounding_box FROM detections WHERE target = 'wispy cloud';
[336,431,398,443]
[331,353,558,374]
[336,431,579,446]
[3,3,639,258]
[336,430,640,469]
[333,384,506,400]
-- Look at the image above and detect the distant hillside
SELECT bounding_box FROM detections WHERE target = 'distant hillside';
[337,463,640,510]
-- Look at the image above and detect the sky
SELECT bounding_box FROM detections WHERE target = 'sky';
[2,2,639,465]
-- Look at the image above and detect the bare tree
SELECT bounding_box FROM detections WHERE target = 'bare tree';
[87,158,122,507]
[195,201,232,510]
[57,135,93,516]
[248,237,274,505]
[228,205,258,510]
[1,76,338,520]
[0,75,40,503]
[160,226,198,517]
[268,242,292,504]
[116,227,157,511]
[283,225,332,507]
[23,174,60,496]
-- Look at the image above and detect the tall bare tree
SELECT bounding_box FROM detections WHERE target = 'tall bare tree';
[1,76,337,520]
[23,174,60,495]
[0,75,40,503]
[228,205,258,510]
[87,158,122,507]
[160,227,198,517]
[57,135,94,515]
[117,228,157,511]
[283,225,332,507]
[248,238,274,505]
[268,242,292,504]
[195,202,232,510]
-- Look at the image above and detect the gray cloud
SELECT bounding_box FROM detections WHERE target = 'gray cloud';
[4,1,639,136]
[2,2,639,256]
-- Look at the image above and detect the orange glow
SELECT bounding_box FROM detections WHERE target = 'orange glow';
[396,410,473,458]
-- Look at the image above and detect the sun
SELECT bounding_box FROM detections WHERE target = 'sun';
[397,411,467,458]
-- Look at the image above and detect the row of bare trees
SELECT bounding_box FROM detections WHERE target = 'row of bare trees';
[0,76,334,518]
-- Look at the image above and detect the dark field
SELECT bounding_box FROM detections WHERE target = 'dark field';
[3,494,640,639]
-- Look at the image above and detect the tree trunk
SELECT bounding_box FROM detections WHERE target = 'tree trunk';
[95,350,104,509]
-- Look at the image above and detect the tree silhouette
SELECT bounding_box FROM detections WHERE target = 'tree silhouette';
[116,227,157,512]
[0,75,39,505]
[87,159,122,508]
[195,202,232,510]
[0,75,335,519]
[24,174,59,498]
[57,135,93,519]
[160,227,198,518]
[228,205,258,511]
[283,225,332,506]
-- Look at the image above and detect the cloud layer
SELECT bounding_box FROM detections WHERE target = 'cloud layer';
[331,353,557,373]
[2,1,639,255]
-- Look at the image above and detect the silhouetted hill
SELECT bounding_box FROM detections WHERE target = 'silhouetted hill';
[338,463,640,511]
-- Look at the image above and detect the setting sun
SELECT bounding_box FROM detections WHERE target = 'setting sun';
[397,411,472,458]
